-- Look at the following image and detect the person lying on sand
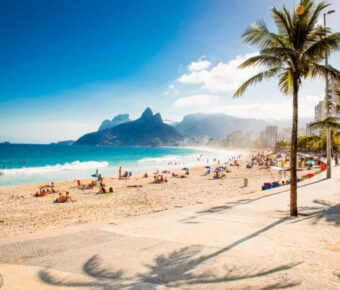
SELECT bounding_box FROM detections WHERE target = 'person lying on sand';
[171,172,178,177]
[34,190,49,197]
[54,192,73,203]
[127,185,143,188]
[153,175,167,183]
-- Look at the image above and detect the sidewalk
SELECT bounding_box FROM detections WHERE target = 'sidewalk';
[0,167,339,289]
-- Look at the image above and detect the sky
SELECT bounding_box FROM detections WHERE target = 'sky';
[1,0,340,143]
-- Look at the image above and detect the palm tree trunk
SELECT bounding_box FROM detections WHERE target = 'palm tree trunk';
[326,128,332,178]
[290,77,299,217]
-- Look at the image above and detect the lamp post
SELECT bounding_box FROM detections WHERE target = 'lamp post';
[324,9,335,179]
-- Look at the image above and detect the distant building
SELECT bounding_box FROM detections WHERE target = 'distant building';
[265,126,278,147]
[315,101,327,121]
[278,128,307,140]
[306,123,314,137]
[226,130,249,147]
[327,80,340,118]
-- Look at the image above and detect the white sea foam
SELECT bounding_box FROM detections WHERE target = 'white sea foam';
[137,155,180,164]
[0,161,109,176]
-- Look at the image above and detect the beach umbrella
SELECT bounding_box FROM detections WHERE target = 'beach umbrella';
[215,168,224,172]
[182,167,190,171]
[205,166,212,169]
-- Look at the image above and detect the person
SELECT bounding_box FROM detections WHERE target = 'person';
[64,192,73,202]
[54,193,64,203]
[54,192,73,203]
[185,170,189,175]
[119,167,122,179]
[144,172,148,178]
[98,185,106,194]
[98,174,103,182]
[334,154,339,167]
[35,190,48,197]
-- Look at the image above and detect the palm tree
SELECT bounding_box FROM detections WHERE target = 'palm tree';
[234,0,340,216]
[311,117,340,158]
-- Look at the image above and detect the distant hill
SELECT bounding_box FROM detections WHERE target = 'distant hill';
[74,108,183,146]
[50,140,74,146]
[174,113,267,139]
[98,114,131,131]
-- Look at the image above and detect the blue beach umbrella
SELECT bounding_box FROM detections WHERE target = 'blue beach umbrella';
[205,166,212,169]
[182,167,190,171]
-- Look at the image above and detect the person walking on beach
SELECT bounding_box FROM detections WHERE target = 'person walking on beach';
[119,167,122,179]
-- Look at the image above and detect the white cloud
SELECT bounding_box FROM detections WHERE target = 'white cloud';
[209,95,322,120]
[174,94,219,107]
[188,58,211,71]
[178,52,260,92]
[169,84,175,89]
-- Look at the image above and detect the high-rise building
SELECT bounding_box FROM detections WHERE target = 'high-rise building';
[265,125,278,147]
[226,130,249,147]
[327,80,340,118]
[315,101,327,121]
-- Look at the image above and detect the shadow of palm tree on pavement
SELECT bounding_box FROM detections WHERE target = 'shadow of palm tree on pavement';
[39,218,301,289]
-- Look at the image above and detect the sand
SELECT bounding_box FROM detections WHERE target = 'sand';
[0,163,338,289]
[0,158,318,243]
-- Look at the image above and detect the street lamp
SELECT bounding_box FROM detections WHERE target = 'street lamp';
[323,9,335,179]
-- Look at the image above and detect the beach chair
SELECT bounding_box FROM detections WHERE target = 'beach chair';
[205,169,211,175]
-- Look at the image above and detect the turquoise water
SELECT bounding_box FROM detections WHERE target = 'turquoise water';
[0,144,239,186]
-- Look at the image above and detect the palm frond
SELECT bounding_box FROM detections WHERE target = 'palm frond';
[233,68,280,97]
[310,117,340,130]
[279,69,294,95]
[307,63,340,83]
[242,20,286,49]
[238,55,283,69]
[272,6,291,39]
[303,33,340,60]
[305,1,330,33]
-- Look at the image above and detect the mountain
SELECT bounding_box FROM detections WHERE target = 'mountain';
[98,114,131,131]
[74,108,183,146]
[50,140,74,146]
[174,113,267,139]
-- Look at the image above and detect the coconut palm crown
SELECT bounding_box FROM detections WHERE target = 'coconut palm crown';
[234,0,340,216]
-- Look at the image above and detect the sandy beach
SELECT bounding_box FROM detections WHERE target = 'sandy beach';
[0,157,318,243]
[0,160,339,289]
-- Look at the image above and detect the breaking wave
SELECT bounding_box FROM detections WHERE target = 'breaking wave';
[137,154,200,165]
[0,161,109,176]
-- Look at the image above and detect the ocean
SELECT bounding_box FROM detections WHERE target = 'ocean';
[0,144,242,186]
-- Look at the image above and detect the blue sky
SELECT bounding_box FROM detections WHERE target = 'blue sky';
[1,0,339,143]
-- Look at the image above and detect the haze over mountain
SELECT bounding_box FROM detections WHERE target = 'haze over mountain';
[74,108,183,146]
[98,114,131,131]
[174,113,267,139]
